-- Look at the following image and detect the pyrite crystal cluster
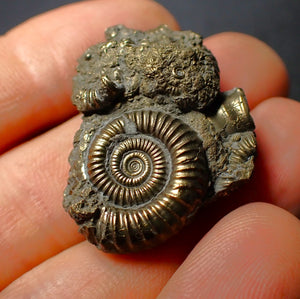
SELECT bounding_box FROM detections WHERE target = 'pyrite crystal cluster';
[63,25,256,253]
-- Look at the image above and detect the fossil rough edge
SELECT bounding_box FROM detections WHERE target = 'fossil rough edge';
[63,25,256,253]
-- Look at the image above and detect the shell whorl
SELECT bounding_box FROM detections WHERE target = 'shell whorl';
[85,110,208,253]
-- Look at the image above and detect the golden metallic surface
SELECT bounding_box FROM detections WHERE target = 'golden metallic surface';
[208,88,255,134]
[85,110,208,252]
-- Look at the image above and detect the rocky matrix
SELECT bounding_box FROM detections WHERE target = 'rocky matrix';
[63,25,256,253]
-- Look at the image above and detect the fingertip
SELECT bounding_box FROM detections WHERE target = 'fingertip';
[205,32,289,108]
[251,97,300,213]
[159,203,300,298]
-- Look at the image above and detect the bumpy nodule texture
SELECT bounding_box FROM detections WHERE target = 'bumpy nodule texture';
[72,25,220,113]
[64,25,256,253]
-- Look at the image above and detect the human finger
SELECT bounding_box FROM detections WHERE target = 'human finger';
[1,240,182,299]
[0,0,179,288]
[205,32,289,109]
[233,97,300,214]
[0,0,178,153]
[158,203,300,298]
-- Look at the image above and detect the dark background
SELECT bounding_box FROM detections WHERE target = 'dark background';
[0,0,299,101]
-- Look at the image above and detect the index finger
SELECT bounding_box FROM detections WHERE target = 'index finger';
[0,0,178,153]
[0,4,289,153]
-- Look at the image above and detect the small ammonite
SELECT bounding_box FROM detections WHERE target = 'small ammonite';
[63,25,256,253]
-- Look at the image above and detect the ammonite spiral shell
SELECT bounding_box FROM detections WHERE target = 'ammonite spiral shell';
[82,110,208,253]
[64,25,256,254]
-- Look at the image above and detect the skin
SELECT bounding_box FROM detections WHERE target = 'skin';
[0,0,300,298]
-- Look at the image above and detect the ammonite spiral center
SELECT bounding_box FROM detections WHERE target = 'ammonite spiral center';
[109,136,165,188]
[121,151,149,178]
[87,124,171,207]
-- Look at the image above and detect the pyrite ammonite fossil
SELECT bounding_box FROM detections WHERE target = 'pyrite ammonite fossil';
[63,25,256,253]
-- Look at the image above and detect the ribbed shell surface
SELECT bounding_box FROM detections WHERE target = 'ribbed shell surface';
[86,110,208,253]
